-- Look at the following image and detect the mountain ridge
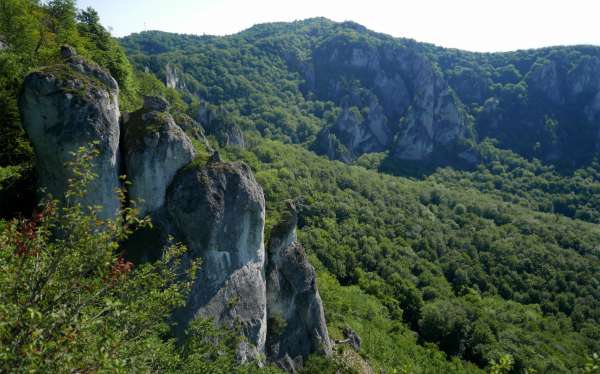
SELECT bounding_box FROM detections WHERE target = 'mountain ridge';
[121,19,600,173]
[2,4,600,372]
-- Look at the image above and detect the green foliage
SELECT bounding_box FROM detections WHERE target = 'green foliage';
[430,139,600,224]
[0,146,278,373]
[121,26,336,144]
[489,355,514,374]
[4,11,600,373]
[122,19,600,172]
[0,1,150,219]
[316,268,482,373]
[224,138,600,372]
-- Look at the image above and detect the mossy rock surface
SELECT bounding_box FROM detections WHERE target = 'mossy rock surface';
[122,110,173,152]
[36,56,116,97]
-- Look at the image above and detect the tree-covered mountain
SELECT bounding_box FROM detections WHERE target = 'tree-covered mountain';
[121,18,600,173]
[118,19,600,372]
[2,5,600,373]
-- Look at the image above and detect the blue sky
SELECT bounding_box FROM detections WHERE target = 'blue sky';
[77,0,600,52]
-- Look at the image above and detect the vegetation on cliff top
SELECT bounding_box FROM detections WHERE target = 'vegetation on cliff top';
[2,3,600,373]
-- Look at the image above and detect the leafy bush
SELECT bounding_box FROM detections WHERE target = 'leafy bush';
[0,146,279,373]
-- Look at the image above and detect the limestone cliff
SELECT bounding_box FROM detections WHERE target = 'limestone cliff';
[266,201,332,371]
[166,159,268,361]
[121,96,195,216]
[19,46,121,219]
[310,40,471,163]
[19,46,331,370]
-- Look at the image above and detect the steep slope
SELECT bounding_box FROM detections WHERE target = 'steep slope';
[17,50,332,371]
[221,137,600,373]
[19,46,121,219]
[5,7,600,372]
[121,18,600,172]
[266,201,332,369]
[118,20,600,371]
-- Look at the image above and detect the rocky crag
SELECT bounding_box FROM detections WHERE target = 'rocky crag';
[266,201,332,372]
[310,39,472,164]
[19,47,330,370]
[19,45,121,219]
[121,20,600,171]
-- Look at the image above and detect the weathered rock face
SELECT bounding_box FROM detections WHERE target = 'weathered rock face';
[394,82,468,161]
[166,160,267,361]
[314,95,391,162]
[196,102,246,148]
[311,41,470,163]
[526,59,564,105]
[20,47,333,370]
[165,63,187,91]
[566,56,600,122]
[19,48,121,219]
[266,202,332,369]
[173,112,211,146]
[121,97,195,216]
[143,95,169,112]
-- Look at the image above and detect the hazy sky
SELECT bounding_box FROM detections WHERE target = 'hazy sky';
[77,0,600,52]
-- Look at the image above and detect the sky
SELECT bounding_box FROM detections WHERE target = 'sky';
[77,0,600,52]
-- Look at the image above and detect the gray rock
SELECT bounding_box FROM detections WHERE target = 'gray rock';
[342,327,361,351]
[60,44,77,59]
[196,103,245,148]
[336,100,390,157]
[266,201,332,364]
[314,93,391,162]
[217,122,245,148]
[143,95,169,112]
[172,112,211,146]
[166,161,267,361]
[276,354,303,374]
[527,59,563,105]
[393,57,468,161]
[165,63,187,90]
[19,52,121,219]
[567,57,600,122]
[121,109,195,216]
[312,42,469,163]
[567,56,600,97]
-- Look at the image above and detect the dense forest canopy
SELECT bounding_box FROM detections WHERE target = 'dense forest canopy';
[1,3,600,373]
[121,19,600,171]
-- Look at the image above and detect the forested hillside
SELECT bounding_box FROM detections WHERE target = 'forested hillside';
[121,19,600,171]
[1,4,600,373]
[120,19,600,372]
[121,19,600,224]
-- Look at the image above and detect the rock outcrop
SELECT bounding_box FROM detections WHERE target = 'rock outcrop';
[172,112,211,146]
[337,327,361,351]
[19,46,121,219]
[314,96,391,162]
[266,201,332,370]
[165,63,187,91]
[311,41,470,163]
[121,96,195,216]
[393,83,469,161]
[196,102,246,148]
[20,46,332,371]
[166,159,267,361]
[567,56,600,123]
